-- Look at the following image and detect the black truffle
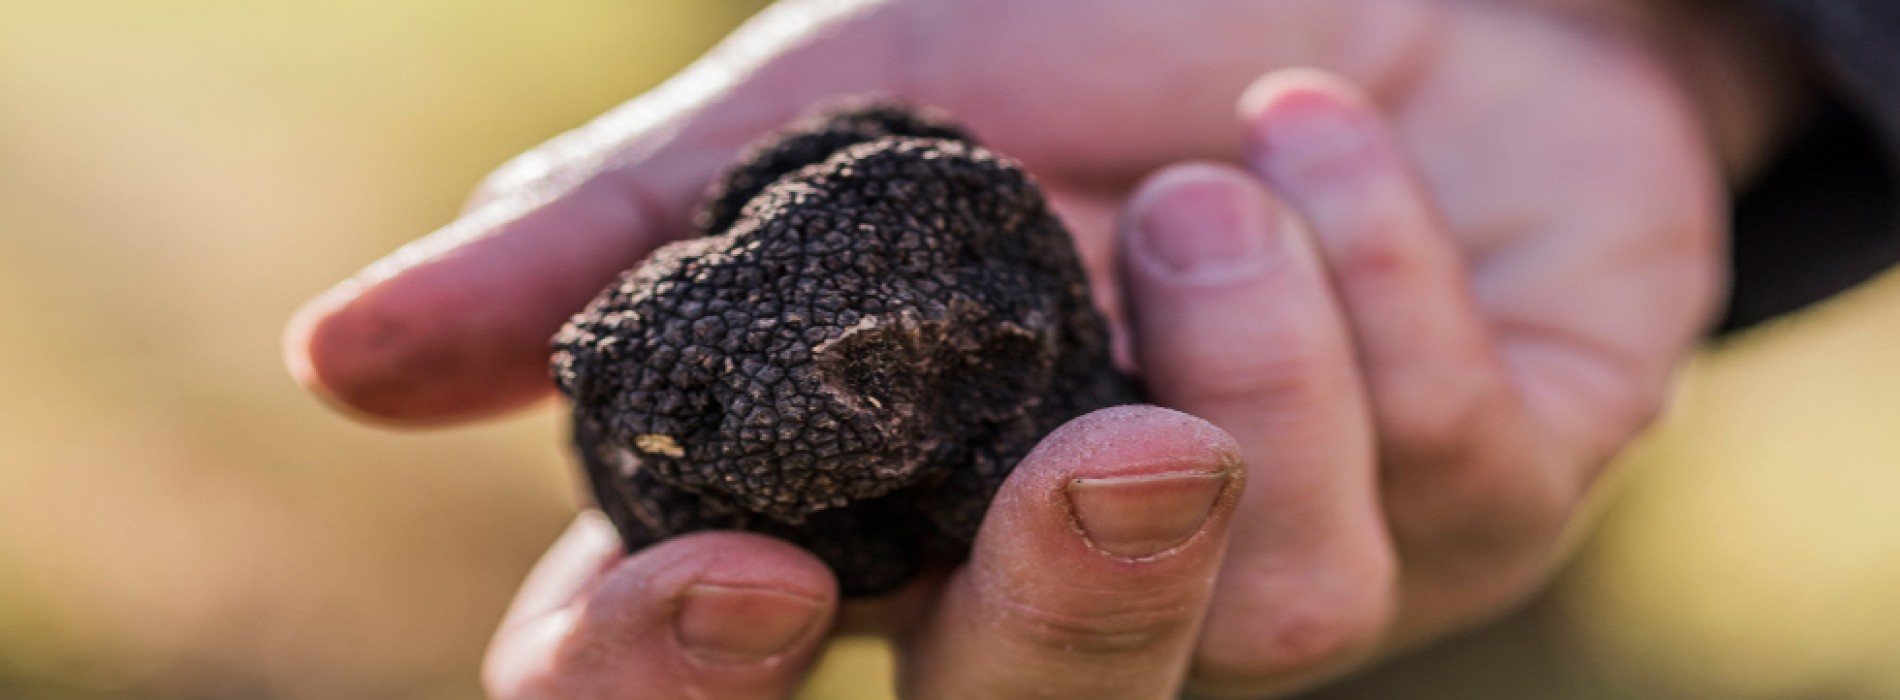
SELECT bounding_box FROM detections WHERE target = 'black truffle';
[552,102,1140,595]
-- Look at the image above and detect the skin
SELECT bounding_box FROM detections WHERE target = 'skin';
[283,0,1801,697]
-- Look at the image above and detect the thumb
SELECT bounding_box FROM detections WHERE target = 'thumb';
[901,406,1245,700]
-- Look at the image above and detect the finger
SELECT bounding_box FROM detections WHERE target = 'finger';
[485,518,837,700]
[1237,71,1570,631]
[493,512,625,636]
[285,1,912,424]
[1119,163,1395,696]
[1045,187,1137,370]
[902,406,1244,700]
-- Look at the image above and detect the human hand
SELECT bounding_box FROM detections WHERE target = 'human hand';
[483,406,1250,699]
[287,0,1769,696]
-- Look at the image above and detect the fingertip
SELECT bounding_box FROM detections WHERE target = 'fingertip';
[902,407,1243,698]
[638,532,841,608]
[284,282,417,423]
[636,534,837,669]
[282,279,436,425]
[1023,405,1244,487]
[1069,470,1236,560]
[1125,161,1259,213]
[282,272,558,426]
[1237,69,1388,181]
[493,532,837,698]
[1119,161,1354,421]
[980,405,1246,572]
[286,175,666,426]
[1121,162,1281,288]
[1237,68,1368,115]
[282,284,441,425]
[675,584,831,667]
[1237,68,1377,139]
[282,283,348,405]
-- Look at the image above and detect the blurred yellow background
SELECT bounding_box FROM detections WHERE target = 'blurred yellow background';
[3,1,1899,699]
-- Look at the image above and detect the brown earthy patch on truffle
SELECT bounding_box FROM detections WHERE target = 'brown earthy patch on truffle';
[552,102,1140,595]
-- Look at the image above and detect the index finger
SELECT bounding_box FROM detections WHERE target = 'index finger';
[284,1,909,424]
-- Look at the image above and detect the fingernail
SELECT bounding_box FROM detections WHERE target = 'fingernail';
[676,584,824,665]
[1068,471,1233,559]
[281,282,361,390]
[1132,173,1271,280]
[1247,92,1374,179]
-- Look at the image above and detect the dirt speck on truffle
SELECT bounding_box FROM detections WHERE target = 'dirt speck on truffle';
[634,434,685,458]
[551,101,1140,595]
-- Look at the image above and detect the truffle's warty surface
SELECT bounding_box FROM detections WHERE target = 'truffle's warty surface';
[552,103,1140,595]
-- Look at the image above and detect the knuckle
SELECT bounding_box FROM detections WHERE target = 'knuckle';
[469,126,606,214]
[1260,603,1382,673]
[1376,375,1510,467]
[1166,320,1347,414]
[1391,452,1575,580]
[470,147,559,213]
[1006,599,1196,656]
[1192,588,1392,696]
[1381,377,1580,570]
[982,578,1199,657]
[1330,218,1418,287]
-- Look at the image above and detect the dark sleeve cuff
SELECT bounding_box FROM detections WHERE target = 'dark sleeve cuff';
[1718,0,1900,332]
[1720,97,1899,332]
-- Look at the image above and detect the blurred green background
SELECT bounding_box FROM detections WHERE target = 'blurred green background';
[4,1,1900,698]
